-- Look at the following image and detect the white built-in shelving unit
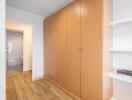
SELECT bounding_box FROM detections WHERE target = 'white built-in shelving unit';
[110,18,132,27]
[110,0,132,100]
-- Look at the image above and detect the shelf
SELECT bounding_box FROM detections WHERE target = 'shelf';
[109,71,132,83]
[110,18,132,27]
[111,97,120,100]
[110,48,132,52]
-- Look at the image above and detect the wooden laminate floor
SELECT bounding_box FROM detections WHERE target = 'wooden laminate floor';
[6,72,78,100]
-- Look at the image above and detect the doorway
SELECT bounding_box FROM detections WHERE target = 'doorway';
[6,29,23,76]
[6,20,33,77]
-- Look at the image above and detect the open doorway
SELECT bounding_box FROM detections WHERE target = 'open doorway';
[6,29,23,76]
[6,20,33,77]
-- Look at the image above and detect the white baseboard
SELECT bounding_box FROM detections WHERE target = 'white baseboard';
[23,67,32,72]
[33,75,44,81]
[111,97,120,100]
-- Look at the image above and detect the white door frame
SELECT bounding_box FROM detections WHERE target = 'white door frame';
[0,0,6,100]
[6,19,34,77]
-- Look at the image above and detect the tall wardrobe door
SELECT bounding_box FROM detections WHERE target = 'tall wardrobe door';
[81,0,103,99]
[56,9,67,88]
[45,16,57,82]
[66,0,81,97]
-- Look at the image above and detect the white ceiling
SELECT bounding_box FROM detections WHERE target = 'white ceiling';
[6,0,73,18]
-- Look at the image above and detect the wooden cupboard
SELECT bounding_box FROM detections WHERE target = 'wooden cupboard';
[56,9,67,88]
[44,15,57,82]
[66,0,81,97]
[44,0,103,99]
[81,0,103,99]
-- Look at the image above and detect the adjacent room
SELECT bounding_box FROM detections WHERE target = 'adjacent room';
[6,20,33,76]
[6,29,24,76]
[0,0,132,100]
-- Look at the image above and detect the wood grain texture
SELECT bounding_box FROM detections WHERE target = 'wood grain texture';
[66,0,81,97]
[81,0,103,99]
[44,15,57,82]
[6,72,79,100]
[44,0,103,99]
[56,9,67,88]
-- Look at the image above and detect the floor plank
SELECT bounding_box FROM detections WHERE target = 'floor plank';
[6,72,78,100]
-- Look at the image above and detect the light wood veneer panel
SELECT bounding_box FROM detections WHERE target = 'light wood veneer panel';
[44,16,57,82]
[66,0,81,97]
[44,0,103,99]
[56,9,67,88]
[81,0,103,99]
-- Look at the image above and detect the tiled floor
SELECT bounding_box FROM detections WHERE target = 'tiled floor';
[6,65,23,76]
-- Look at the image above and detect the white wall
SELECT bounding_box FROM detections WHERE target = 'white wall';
[6,20,33,72]
[0,0,6,100]
[6,6,44,80]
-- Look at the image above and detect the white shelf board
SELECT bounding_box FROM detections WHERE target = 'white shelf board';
[110,48,132,52]
[110,18,132,27]
[109,71,132,83]
[111,97,120,100]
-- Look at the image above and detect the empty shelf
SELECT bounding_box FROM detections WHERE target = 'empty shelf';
[110,48,132,52]
[110,18,132,27]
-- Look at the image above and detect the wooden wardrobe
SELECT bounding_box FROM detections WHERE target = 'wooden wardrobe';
[44,0,103,99]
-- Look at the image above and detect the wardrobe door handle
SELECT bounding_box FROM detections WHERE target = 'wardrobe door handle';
[54,48,57,51]
[76,48,82,51]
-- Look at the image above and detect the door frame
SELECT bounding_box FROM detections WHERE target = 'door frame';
[6,19,34,78]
